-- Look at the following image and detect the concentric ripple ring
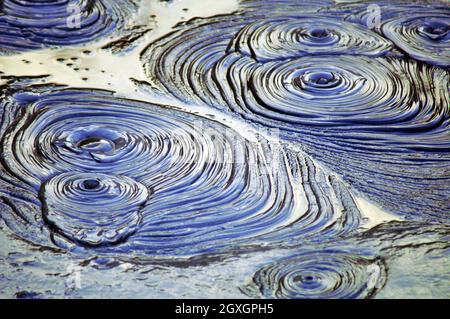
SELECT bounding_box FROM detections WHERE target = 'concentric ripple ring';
[242,250,387,299]
[41,172,149,247]
[343,5,450,68]
[228,16,394,62]
[0,0,136,54]
[382,13,450,68]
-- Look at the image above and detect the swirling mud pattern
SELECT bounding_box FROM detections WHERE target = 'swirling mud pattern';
[242,250,387,299]
[142,1,450,222]
[0,87,362,256]
[344,3,450,67]
[0,0,135,54]
[0,0,449,299]
[229,16,394,62]
[41,173,149,247]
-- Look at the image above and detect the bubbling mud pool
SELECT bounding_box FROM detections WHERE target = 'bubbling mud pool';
[0,0,449,299]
